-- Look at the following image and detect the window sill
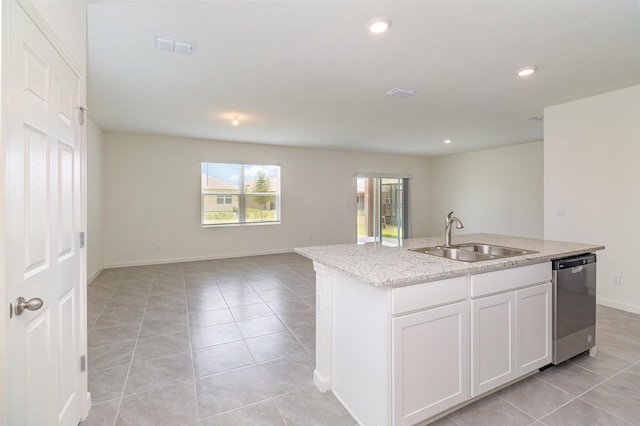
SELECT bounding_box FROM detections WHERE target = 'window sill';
[202,221,281,228]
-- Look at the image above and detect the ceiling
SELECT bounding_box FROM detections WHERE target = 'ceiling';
[87,0,640,156]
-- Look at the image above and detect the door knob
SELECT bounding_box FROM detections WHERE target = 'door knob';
[14,297,44,316]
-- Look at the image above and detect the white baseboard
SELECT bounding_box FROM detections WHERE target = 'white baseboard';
[80,392,91,422]
[313,369,332,393]
[597,297,640,315]
[102,248,296,269]
[87,267,104,284]
[331,388,364,426]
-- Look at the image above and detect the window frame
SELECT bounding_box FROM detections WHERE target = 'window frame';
[201,162,281,227]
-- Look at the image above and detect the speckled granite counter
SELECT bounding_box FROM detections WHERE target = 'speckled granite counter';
[295,233,604,287]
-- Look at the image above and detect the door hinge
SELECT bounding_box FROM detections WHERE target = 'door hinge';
[80,355,86,372]
[79,106,88,125]
[80,231,85,248]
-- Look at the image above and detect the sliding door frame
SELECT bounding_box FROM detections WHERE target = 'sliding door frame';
[356,174,410,245]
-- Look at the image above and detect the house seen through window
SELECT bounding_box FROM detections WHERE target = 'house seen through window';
[201,162,281,226]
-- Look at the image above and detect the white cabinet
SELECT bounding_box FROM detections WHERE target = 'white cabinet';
[318,262,552,425]
[470,264,552,397]
[471,292,516,396]
[392,301,469,426]
[517,283,552,374]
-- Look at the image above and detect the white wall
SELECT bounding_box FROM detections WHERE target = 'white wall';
[429,141,543,239]
[545,84,640,313]
[87,119,103,280]
[102,133,432,267]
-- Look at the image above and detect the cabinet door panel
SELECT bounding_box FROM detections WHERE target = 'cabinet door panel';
[392,302,469,426]
[471,292,516,397]
[517,282,552,374]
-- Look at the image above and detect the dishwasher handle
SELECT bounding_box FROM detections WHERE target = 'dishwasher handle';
[553,253,596,270]
[571,265,584,274]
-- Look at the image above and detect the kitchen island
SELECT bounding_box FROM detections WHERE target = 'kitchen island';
[295,233,604,426]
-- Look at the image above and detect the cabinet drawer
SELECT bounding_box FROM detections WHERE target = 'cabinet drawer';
[391,276,467,315]
[470,262,551,298]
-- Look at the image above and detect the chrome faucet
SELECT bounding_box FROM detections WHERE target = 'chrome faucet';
[444,211,464,247]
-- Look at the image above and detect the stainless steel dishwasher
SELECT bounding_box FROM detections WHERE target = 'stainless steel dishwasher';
[552,253,597,364]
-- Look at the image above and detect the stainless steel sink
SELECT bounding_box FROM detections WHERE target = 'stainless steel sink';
[410,243,538,262]
[416,247,493,262]
[454,243,532,257]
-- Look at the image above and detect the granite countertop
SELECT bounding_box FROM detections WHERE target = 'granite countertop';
[294,233,604,288]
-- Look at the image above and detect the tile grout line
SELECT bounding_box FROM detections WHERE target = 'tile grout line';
[532,369,631,424]
[183,265,204,424]
[110,267,155,426]
[572,397,634,426]
[87,275,126,334]
[85,273,128,423]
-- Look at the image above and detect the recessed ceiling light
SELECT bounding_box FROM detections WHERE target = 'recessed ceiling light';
[516,66,537,77]
[232,116,239,126]
[444,139,453,144]
[367,17,391,34]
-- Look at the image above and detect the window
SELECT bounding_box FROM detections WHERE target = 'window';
[201,162,281,226]
[216,195,232,205]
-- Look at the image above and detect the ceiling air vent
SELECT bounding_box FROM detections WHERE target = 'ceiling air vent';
[387,87,416,97]
[155,36,197,55]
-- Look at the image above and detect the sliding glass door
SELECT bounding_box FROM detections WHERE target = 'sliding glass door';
[357,177,407,246]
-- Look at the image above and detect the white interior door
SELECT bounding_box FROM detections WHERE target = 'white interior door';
[4,2,85,425]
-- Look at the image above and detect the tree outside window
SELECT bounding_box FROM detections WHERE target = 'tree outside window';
[251,170,274,221]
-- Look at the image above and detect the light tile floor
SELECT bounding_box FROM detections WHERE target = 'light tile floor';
[81,254,640,426]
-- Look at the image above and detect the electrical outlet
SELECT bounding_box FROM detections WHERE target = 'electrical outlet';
[612,274,622,285]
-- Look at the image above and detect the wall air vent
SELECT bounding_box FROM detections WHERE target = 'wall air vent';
[155,36,197,55]
[387,87,416,97]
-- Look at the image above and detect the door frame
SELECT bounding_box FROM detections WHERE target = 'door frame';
[356,174,409,246]
[0,1,89,423]
[1,3,7,423]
